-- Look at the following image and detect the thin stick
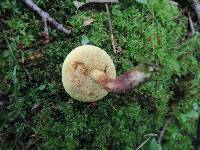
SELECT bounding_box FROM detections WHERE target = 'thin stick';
[23,0,71,36]
[136,133,157,150]
[105,3,117,53]
[144,133,158,137]
[157,117,172,144]
[136,136,151,150]
[191,0,200,19]
[43,19,48,34]
[188,12,196,37]
[22,65,33,83]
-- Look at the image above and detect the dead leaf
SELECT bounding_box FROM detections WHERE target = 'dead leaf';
[29,53,43,61]
[83,18,94,26]
[20,52,43,63]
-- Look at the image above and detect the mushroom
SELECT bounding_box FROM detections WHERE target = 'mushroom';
[62,45,154,102]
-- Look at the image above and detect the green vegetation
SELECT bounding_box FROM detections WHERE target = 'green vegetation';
[0,0,199,149]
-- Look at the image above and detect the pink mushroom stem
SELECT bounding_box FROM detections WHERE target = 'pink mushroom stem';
[90,66,154,93]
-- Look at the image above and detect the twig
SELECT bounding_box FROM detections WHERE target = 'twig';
[22,65,33,83]
[157,117,172,144]
[23,0,71,43]
[105,3,122,53]
[136,133,157,150]
[105,3,116,53]
[136,136,151,150]
[144,133,158,137]
[188,12,196,37]
[73,0,121,53]
[191,0,200,19]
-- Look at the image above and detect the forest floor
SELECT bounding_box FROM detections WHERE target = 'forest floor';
[0,0,200,149]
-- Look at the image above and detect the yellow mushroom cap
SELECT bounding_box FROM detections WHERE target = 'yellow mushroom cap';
[62,45,116,102]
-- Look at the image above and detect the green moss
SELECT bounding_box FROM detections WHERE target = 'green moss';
[0,0,199,149]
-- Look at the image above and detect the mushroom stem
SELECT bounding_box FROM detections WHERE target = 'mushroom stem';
[90,66,154,93]
[90,69,110,86]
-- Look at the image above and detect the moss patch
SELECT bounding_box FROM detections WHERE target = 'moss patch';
[0,0,200,149]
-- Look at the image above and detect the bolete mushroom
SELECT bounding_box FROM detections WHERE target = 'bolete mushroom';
[62,45,154,102]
